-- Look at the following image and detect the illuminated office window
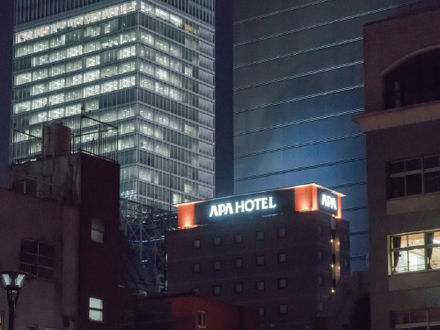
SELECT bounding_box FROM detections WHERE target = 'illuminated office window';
[49,93,65,106]
[49,78,65,90]
[15,72,32,86]
[89,297,103,322]
[84,69,100,83]
[86,55,100,68]
[84,84,100,98]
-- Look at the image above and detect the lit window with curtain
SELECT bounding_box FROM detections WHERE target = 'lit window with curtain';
[390,231,440,274]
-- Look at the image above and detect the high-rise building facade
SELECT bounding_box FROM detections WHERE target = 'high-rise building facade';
[233,0,440,271]
[11,0,215,210]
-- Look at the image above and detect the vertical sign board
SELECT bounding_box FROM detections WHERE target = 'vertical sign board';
[317,188,339,216]
[194,189,295,222]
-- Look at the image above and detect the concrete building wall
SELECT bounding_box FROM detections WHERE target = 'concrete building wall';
[0,188,80,329]
[167,211,350,329]
[233,0,440,272]
[360,8,440,329]
[0,152,122,329]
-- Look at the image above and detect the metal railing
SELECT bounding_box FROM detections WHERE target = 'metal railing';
[11,114,118,164]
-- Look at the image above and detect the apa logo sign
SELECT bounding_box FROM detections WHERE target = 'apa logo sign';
[318,189,338,215]
[208,196,277,217]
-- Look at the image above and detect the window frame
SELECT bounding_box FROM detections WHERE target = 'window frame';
[256,255,265,266]
[278,252,287,264]
[389,230,440,274]
[193,239,201,249]
[388,155,440,199]
[20,239,55,280]
[89,297,104,323]
[196,310,207,329]
[256,230,265,241]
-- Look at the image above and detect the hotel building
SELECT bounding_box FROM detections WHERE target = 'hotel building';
[11,0,215,210]
[167,184,350,329]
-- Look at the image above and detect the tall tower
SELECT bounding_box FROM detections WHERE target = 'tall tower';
[233,0,440,272]
[11,0,215,210]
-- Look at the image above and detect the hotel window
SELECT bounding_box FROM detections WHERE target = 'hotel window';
[279,304,288,315]
[234,258,243,269]
[192,263,200,273]
[278,278,288,289]
[212,285,221,296]
[89,297,103,322]
[234,282,243,294]
[256,281,265,291]
[213,237,222,246]
[213,261,221,271]
[91,219,105,243]
[388,155,440,198]
[193,239,201,249]
[234,233,243,244]
[196,310,207,329]
[256,231,264,241]
[278,252,287,264]
[256,255,265,266]
[278,227,287,238]
[390,231,440,274]
[20,239,55,279]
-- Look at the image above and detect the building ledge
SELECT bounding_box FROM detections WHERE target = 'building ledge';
[389,269,440,291]
[353,100,440,132]
[387,192,440,215]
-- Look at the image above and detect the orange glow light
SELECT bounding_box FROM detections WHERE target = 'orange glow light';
[294,185,318,212]
[177,203,195,228]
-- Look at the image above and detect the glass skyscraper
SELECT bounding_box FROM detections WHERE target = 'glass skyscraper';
[11,0,215,210]
[233,0,440,271]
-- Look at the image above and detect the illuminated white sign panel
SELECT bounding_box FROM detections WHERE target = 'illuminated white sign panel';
[209,196,277,217]
[320,193,337,211]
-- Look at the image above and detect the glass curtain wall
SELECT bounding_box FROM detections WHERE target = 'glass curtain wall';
[12,0,215,210]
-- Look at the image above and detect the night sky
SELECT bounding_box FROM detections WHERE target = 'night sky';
[0,1,233,197]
